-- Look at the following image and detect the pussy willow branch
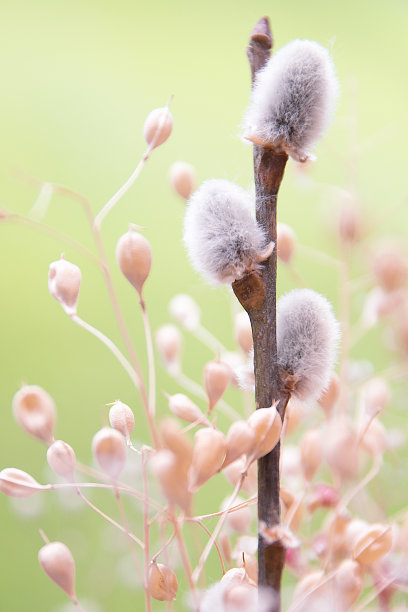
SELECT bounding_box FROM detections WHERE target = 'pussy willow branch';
[232,17,290,611]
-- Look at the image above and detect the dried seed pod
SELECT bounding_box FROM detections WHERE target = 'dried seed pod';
[143,107,173,149]
[169,161,197,200]
[188,428,226,492]
[353,523,393,565]
[168,294,201,330]
[238,552,258,585]
[372,245,408,292]
[362,377,390,417]
[155,324,182,375]
[223,457,257,494]
[0,468,42,498]
[247,406,282,460]
[277,222,296,264]
[38,541,76,601]
[284,399,302,436]
[47,440,76,481]
[160,418,193,467]
[167,393,209,426]
[147,561,178,601]
[116,227,152,297]
[223,582,257,611]
[12,384,56,445]
[307,483,339,513]
[234,311,253,353]
[108,400,135,441]
[324,420,359,481]
[223,420,257,468]
[48,257,81,316]
[92,427,127,480]
[317,372,341,417]
[292,570,329,611]
[335,559,364,607]
[300,428,323,482]
[204,360,232,411]
[359,418,387,456]
[150,448,191,514]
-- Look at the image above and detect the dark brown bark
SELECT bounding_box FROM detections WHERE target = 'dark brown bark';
[232,17,290,611]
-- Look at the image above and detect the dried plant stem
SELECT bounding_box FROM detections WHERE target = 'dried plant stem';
[142,450,152,612]
[173,371,241,421]
[193,323,228,355]
[191,519,226,575]
[151,531,176,563]
[141,302,156,417]
[231,17,289,611]
[170,510,199,611]
[76,487,144,549]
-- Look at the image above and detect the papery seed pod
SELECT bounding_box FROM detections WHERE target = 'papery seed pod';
[38,541,76,601]
[155,324,182,375]
[317,372,340,417]
[0,468,42,498]
[12,384,56,445]
[223,583,257,611]
[238,552,258,585]
[169,161,197,200]
[344,519,369,554]
[47,440,76,481]
[183,179,271,285]
[116,227,152,298]
[92,427,127,480]
[204,360,232,411]
[108,400,135,441]
[160,418,193,468]
[168,294,201,330]
[337,202,360,245]
[167,393,209,426]
[223,457,257,494]
[277,289,340,402]
[362,377,390,417]
[143,107,173,149]
[188,428,226,492]
[353,523,393,565]
[335,559,364,607]
[300,428,323,481]
[324,421,359,481]
[291,570,329,611]
[277,222,296,264]
[150,448,191,514]
[284,399,302,436]
[359,418,387,456]
[48,257,81,316]
[222,420,257,468]
[307,483,340,513]
[247,406,282,460]
[325,513,352,561]
[372,245,408,292]
[148,561,178,601]
[221,495,252,534]
[234,311,253,353]
[243,39,338,162]
[220,567,252,588]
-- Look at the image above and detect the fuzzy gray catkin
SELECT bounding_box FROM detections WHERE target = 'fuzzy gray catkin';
[243,39,338,162]
[277,288,340,402]
[183,179,270,285]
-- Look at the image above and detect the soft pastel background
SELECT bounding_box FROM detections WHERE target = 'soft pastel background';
[1,0,407,610]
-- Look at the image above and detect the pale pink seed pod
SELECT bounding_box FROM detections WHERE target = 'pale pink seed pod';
[220,533,232,565]
[204,360,232,411]
[143,107,173,149]
[150,449,191,514]
[372,246,408,292]
[317,372,341,417]
[12,384,56,445]
[335,559,364,607]
[277,222,296,264]
[337,202,360,245]
[188,428,226,492]
[148,561,178,601]
[92,427,127,480]
[360,418,387,456]
[222,495,252,534]
[0,468,41,498]
[38,541,76,600]
[234,311,253,353]
[324,420,359,481]
[220,567,252,588]
[292,570,328,609]
[223,420,257,468]
[160,418,193,468]
[108,400,135,441]
[155,324,182,375]
[223,583,257,611]
[168,294,200,330]
[238,552,258,585]
[307,483,339,513]
[362,377,390,417]
[344,519,369,553]
[284,399,302,436]
[300,428,323,481]
[247,406,282,460]
[169,161,197,200]
[48,257,81,316]
[116,227,152,297]
[223,457,257,494]
[353,523,393,565]
[47,440,76,481]
[167,393,208,426]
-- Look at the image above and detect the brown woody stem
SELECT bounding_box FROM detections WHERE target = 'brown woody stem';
[232,17,290,611]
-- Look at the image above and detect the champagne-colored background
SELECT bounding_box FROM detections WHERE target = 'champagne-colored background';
[1,1,407,609]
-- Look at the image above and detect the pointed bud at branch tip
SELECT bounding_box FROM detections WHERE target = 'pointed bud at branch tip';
[47,440,76,481]
[116,227,152,297]
[143,107,173,149]
[48,258,81,316]
[188,428,226,492]
[12,385,56,445]
[169,294,201,330]
[0,468,42,498]
[155,324,182,375]
[169,161,197,200]
[148,561,178,601]
[108,400,135,441]
[38,541,76,601]
[204,360,232,411]
[92,427,127,480]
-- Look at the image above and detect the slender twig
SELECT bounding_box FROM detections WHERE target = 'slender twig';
[141,302,156,417]
[141,449,152,612]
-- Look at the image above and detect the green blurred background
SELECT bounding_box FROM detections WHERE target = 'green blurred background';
[1,0,408,610]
